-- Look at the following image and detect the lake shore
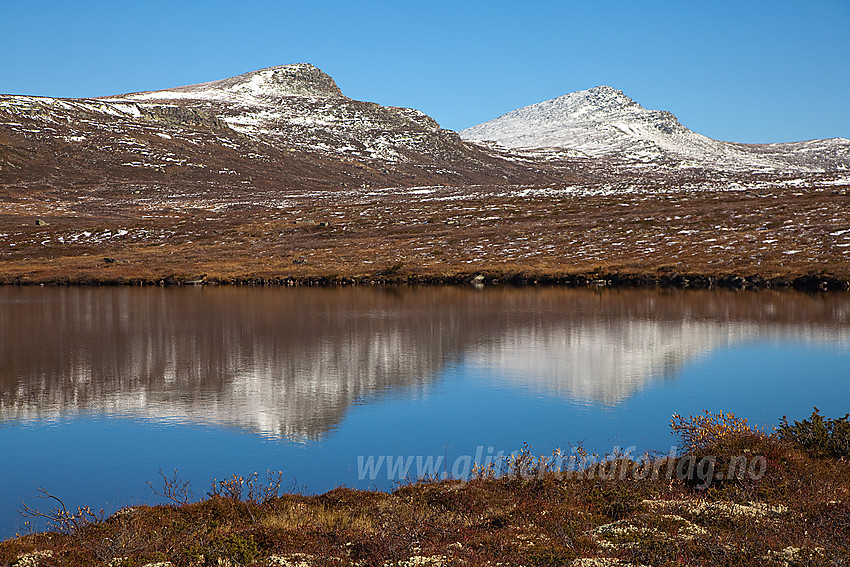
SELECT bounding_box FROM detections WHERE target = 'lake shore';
[2,412,848,567]
[2,269,850,293]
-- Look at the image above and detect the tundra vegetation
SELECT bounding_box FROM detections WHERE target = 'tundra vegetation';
[2,409,849,566]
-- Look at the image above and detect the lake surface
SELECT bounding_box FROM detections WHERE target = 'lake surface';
[1,286,849,539]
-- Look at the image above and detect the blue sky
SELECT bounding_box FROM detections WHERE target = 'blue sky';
[2,0,847,143]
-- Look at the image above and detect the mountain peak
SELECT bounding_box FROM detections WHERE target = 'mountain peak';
[120,63,344,102]
[587,85,628,97]
[461,85,689,158]
[197,64,344,98]
[550,85,640,114]
[461,86,850,170]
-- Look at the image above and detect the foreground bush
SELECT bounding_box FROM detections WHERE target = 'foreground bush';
[779,407,850,459]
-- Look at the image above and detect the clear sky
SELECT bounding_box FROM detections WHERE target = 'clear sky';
[2,0,848,143]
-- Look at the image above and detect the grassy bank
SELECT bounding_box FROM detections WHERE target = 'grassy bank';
[2,410,849,567]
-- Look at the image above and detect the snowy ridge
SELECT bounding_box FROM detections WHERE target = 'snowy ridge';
[461,86,850,172]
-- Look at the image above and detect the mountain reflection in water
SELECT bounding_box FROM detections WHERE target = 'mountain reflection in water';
[1,287,848,440]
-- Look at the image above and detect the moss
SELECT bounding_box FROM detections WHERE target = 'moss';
[525,545,578,566]
[585,483,640,520]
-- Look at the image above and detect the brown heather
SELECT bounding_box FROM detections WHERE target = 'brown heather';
[1,182,849,290]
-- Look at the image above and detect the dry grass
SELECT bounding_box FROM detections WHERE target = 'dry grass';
[260,500,376,534]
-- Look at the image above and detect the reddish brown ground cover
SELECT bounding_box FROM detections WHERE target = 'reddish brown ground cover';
[1,182,848,289]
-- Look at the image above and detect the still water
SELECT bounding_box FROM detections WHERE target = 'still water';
[1,286,849,538]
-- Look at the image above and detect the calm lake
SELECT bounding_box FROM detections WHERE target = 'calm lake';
[1,286,849,539]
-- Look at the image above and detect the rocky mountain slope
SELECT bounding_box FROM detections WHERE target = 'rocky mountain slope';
[114,64,473,165]
[0,64,549,192]
[461,85,850,172]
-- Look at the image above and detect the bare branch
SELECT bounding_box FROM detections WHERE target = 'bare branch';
[147,468,193,505]
[19,486,103,534]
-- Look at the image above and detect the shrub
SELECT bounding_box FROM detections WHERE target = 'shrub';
[208,470,285,503]
[671,410,764,454]
[778,407,850,459]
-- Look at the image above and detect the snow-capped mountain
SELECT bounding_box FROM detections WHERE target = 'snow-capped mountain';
[461,86,850,172]
[2,67,847,196]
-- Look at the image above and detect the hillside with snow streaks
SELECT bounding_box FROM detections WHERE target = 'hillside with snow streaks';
[0,64,544,192]
[112,63,468,163]
[461,86,850,172]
